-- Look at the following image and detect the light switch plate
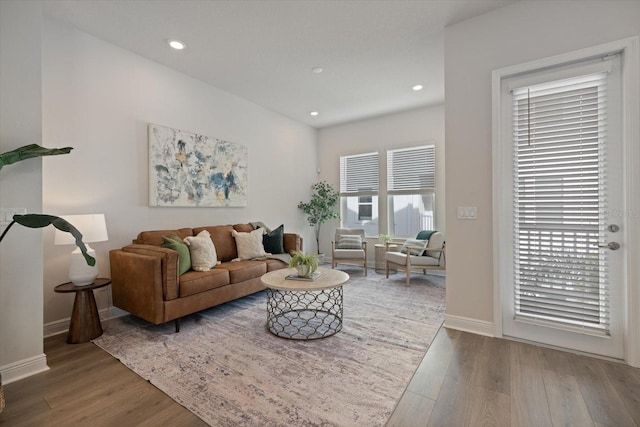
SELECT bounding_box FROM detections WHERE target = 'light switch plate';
[457,206,477,220]
[0,208,27,226]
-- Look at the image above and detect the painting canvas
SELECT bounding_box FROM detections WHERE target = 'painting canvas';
[148,124,248,207]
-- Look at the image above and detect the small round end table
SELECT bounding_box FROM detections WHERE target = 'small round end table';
[54,278,111,344]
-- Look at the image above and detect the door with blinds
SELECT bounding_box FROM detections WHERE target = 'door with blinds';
[501,54,624,359]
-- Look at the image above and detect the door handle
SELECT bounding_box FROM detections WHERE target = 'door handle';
[598,242,620,250]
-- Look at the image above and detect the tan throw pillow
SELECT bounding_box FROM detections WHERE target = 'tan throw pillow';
[184,230,217,271]
[232,228,267,260]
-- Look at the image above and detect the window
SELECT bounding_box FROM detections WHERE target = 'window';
[358,195,373,220]
[387,145,435,237]
[339,152,379,236]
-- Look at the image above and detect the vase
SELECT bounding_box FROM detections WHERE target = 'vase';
[296,264,315,278]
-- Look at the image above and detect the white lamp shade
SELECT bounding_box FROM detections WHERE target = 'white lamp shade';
[54,214,108,245]
[54,214,108,286]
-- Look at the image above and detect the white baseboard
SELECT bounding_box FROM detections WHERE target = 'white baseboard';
[0,353,49,384]
[44,305,130,338]
[444,314,495,337]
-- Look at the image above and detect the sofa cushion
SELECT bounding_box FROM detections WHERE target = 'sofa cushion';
[264,258,288,272]
[262,224,285,254]
[194,225,237,262]
[218,260,267,283]
[233,223,254,233]
[178,268,230,297]
[184,230,218,271]
[232,228,267,260]
[161,235,191,275]
[134,228,194,246]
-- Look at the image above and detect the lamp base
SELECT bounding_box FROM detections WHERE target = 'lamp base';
[69,246,98,286]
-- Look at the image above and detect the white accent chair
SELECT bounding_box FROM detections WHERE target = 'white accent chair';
[332,228,368,276]
[385,232,445,286]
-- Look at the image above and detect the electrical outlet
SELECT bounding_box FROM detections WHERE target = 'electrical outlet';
[0,208,27,226]
[457,206,477,220]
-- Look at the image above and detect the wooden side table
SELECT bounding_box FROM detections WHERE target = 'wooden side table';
[375,243,398,274]
[54,278,111,344]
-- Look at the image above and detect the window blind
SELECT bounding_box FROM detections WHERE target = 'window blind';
[339,152,379,195]
[512,71,610,335]
[387,145,435,194]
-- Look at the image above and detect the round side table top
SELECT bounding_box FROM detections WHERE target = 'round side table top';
[54,278,111,293]
[261,267,349,291]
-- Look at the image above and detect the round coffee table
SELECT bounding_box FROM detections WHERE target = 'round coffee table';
[261,267,349,340]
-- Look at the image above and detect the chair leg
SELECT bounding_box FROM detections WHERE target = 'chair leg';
[364,257,367,276]
[385,261,389,278]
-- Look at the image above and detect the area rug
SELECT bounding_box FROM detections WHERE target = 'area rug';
[93,269,445,426]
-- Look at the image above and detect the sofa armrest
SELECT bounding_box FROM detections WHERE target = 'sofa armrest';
[283,233,302,254]
[121,244,180,301]
[109,249,165,324]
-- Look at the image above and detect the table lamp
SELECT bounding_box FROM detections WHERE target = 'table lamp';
[54,214,108,286]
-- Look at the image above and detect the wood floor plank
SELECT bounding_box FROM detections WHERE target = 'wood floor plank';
[509,342,553,427]
[541,370,594,427]
[445,331,486,384]
[591,358,640,426]
[570,355,637,427]
[386,390,434,427]
[426,372,473,427]
[472,337,510,395]
[468,386,511,427]
[406,327,460,400]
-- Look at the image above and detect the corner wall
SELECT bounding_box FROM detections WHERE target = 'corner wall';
[0,1,49,383]
[444,1,640,331]
[317,105,445,257]
[41,19,318,328]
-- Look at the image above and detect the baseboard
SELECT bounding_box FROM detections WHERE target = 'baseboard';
[0,353,49,384]
[43,306,130,338]
[444,314,494,337]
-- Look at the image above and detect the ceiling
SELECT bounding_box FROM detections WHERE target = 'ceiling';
[43,0,517,128]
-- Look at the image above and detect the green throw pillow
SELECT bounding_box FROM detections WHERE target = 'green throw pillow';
[161,234,191,275]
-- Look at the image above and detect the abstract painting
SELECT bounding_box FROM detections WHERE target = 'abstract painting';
[148,124,248,207]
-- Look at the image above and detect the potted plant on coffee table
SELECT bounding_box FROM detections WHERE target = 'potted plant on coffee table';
[289,251,319,278]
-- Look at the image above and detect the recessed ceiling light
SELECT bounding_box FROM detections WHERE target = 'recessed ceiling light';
[168,39,186,50]
[310,111,319,116]
[312,67,323,74]
[412,84,424,91]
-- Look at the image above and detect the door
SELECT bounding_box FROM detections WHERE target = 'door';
[500,54,624,359]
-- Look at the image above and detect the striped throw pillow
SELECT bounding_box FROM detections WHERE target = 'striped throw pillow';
[336,234,363,249]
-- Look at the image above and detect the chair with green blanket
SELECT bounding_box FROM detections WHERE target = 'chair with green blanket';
[385,230,445,286]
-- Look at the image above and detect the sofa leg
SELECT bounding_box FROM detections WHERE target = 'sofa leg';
[175,318,181,333]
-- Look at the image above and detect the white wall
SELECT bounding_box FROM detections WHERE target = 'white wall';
[444,1,640,329]
[0,1,49,383]
[41,19,318,327]
[317,105,445,257]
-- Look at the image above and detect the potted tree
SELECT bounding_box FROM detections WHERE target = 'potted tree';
[0,144,94,414]
[297,181,340,256]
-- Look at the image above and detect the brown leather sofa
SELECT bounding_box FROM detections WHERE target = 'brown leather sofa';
[109,223,302,332]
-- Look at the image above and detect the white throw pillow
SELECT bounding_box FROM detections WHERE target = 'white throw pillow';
[183,230,217,271]
[400,238,428,256]
[232,228,267,260]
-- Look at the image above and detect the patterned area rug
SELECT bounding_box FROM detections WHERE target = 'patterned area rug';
[93,268,445,426]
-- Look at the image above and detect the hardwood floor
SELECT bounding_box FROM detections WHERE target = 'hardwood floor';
[0,333,207,426]
[1,327,639,426]
[388,328,640,427]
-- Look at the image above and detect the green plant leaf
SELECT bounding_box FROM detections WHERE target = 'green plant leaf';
[9,214,96,266]
[0,144,73,171]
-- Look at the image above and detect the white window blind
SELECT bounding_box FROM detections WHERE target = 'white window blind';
[340,152,379,195]
[512,71,610,335]
[387,145,435,194]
